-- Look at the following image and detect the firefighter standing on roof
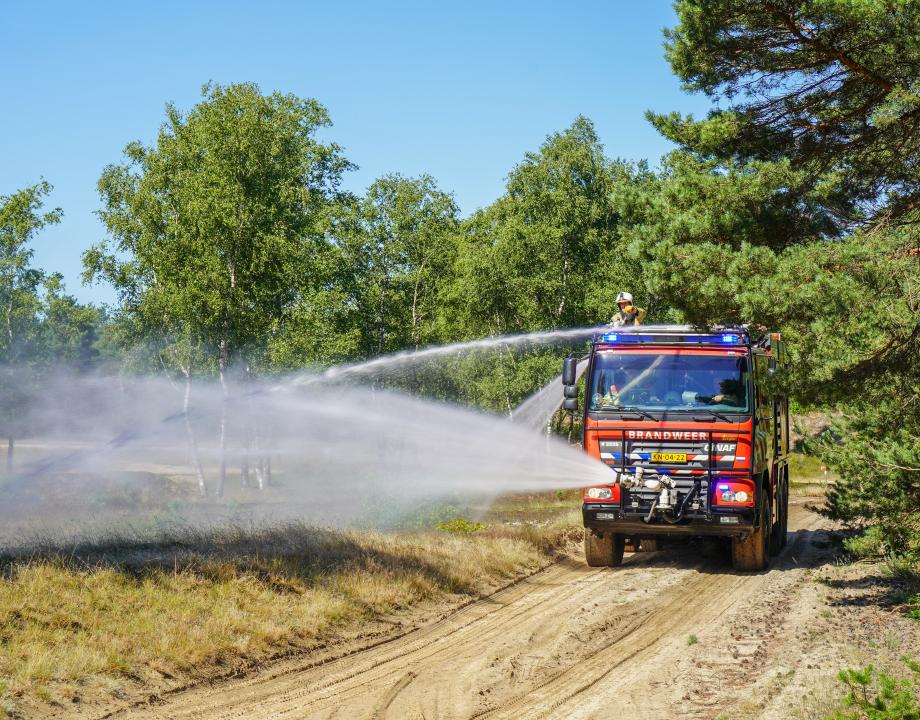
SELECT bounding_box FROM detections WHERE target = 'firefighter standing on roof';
[610,291,646,326]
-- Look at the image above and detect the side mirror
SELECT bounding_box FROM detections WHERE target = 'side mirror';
[562,397,578,412]
[563,385,578,398]
[562,356,577,385]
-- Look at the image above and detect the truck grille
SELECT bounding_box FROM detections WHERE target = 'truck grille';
[599,439,737,472]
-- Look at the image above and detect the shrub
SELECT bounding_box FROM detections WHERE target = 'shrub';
[816,399,920,567]
[822,659,920,720]
[436,518,485,535]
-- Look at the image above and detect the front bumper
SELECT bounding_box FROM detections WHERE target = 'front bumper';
[583,503,755,538]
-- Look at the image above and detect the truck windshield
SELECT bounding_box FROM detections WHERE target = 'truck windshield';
[588,351,750,414]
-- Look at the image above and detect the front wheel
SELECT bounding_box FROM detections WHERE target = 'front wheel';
[584,531,625,567]
[731,492,772,572]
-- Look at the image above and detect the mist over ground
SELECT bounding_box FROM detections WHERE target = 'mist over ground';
[0,336,606,547]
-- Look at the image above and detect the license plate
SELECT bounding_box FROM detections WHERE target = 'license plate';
[651,452,687,463]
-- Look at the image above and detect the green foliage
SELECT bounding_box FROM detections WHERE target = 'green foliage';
[0,183,102,455]
[660,0,920,221]
[818,396,919,563]
[452,117,651,336]
[823,660,920,720]
[38,274,106,369]
[86,81,353,373]
[436,518,485,535]
[843,526,889,561]
[787,452,827,481]
[0,181,62,364]
[687,634,698,646]
[634,0,920,564]
[339,173,460,356]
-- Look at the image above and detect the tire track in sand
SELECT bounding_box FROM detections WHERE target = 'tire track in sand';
[114,503,827,720]
[477,503,828,720]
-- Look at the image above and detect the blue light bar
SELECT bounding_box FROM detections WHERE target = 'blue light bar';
[601,333,658,344]
[597,331,747,346]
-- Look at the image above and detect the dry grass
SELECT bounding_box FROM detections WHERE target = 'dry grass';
[0,507,579,714]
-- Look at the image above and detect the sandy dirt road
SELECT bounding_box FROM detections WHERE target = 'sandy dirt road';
[111,500,837,720]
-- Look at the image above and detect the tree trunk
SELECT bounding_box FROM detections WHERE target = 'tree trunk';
[251,421,265,490]
[182,370,208,497]
[217,338,229,497]
[5,267,14,352]
[377,276,389,356]
[501,343,517,419]
[557,255,569,320]
[409,271,425,394]
[241,443,250,487]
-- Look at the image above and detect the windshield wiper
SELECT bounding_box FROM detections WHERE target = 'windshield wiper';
[616,406,658,421]
[692,409,734,423]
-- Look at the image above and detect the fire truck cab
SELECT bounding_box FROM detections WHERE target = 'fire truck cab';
[561,325,790,572]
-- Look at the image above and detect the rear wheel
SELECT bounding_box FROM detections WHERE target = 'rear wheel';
[731,490,772,572]
[770,470,789,554]
[780,470,789,547]
[584,531,625,567]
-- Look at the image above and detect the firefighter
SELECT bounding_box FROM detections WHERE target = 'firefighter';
[610,291,647,326]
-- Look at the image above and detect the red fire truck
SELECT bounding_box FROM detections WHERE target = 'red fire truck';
[561,325,790,571]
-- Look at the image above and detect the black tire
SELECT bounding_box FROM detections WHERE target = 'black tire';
[770,470,790,554]
[731,488,772,572]
[769,477,783,556]
[780,470,789,548]
[638,538,659,552]
[584,531,625,567]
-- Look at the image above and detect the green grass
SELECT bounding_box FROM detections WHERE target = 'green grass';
[687,634,699,646]
[788,452,834,482]
[0,495,582,713]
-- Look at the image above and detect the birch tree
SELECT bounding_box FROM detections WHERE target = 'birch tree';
[0,182,61,467]
[85,82,351,495]
[341,174,459,358]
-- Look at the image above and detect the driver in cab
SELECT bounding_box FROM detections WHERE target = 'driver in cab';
[595,370,627,409]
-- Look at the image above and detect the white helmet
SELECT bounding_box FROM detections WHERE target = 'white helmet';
[616,291,633,304]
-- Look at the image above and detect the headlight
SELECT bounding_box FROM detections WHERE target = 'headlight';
[734,491,749,503]
[586,487,613,499]
[721,490,736,502]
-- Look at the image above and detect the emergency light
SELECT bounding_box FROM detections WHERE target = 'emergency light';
[601,333,658,344]
[598,331,747,345]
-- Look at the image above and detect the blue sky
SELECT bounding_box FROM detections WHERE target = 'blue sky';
[1,1,712,305]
